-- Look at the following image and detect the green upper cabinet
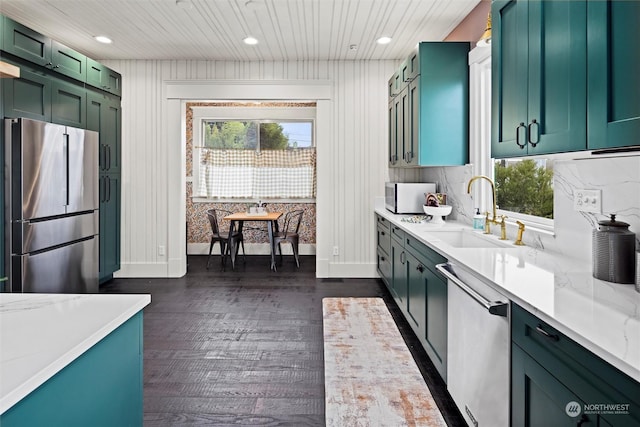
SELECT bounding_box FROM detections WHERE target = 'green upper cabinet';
[2,17,52,66]
[587,0,640,150]
[492,0,587,158]
[2,61,52,122]
[2,16,87,81]
[51,40,86,81]
[86,58,122,97]
[388,42,469,167]
[2,59,86,128]
[51,80,86,128]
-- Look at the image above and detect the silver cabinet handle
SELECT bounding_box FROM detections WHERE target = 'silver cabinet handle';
[535,324,559,342]
[436,263,509,317]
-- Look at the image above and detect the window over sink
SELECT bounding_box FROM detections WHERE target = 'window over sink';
[470,47,555,229]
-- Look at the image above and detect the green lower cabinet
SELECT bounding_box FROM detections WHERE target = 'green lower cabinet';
[421,262,447,381]
[391,231,448,382]
[390,236,406,304]
[0,312,144,427]
[406,250,427,335]
[512,304,640,427]
[512,344,594,426]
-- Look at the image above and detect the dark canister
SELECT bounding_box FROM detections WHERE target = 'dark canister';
[592,214,636,284]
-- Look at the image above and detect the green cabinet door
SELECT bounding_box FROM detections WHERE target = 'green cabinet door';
[87,91,122,283]
[405,250,427,339]
[389,88,405,167]
[416,42,470,166]
[406,77,420,166]
[86,58,122,96]
[587,0,640,150]
[492,0,587,158]
[51,40,86,81]
[2,16,52,66]
[51,80,86,128]
[512,344,595,427]
[99,174,121,283]
[423,265,447,381]
[390,238,406,304]
[2,61,52,121]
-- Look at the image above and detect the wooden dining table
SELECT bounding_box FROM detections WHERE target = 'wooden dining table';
[223,211,283,271]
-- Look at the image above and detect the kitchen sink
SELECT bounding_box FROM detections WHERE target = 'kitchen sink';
[423,230,513,249]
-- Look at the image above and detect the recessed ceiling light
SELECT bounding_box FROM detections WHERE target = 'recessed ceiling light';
[94,35,112,44]
[243,36,259,45]
[376,36,392,45]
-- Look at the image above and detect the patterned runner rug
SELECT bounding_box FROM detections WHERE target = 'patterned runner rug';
[323,297,447,427]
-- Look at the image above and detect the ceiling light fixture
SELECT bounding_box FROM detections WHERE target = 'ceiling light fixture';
[243,36,259,45]
[376,36,392,45]
[94,35,112,44]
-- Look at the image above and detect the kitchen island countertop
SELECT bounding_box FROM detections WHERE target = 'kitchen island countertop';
[0,293,151,414]
[376,207,640,383]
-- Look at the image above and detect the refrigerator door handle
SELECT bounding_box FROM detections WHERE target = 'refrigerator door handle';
[64,132,70,207]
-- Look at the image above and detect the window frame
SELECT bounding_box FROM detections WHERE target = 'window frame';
[471,46,556,234]
[191,105,317,203]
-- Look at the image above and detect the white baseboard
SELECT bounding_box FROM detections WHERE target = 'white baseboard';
[113,262,174,278]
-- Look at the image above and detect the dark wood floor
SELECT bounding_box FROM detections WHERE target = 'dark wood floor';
[101,255,466,426]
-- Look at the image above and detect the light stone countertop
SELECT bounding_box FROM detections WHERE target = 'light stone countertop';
[375,207,640,383]
[0,293,151,414]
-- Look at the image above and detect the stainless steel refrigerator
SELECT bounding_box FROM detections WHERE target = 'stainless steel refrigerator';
[5,118,99,293]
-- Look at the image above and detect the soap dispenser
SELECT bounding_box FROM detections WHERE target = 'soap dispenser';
[473,208,485,231]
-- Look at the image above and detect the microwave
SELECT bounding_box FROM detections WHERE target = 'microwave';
[385,182,437,214]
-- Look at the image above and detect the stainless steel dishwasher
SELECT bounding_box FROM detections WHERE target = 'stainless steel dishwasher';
[436,262,510,427]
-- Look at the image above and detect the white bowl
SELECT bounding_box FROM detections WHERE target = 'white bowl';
[423,205,452,223]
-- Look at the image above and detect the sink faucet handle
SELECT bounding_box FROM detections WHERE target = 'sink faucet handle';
[499,215,508,240]
[514,220,525,246]
[484,211,491,234]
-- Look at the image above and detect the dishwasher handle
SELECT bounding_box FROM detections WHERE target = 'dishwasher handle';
[436,263,509,317]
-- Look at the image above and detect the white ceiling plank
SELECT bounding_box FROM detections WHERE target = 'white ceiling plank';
[0,0,481,61]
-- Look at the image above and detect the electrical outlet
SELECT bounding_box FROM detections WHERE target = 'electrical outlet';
[158,245,166,256]
[332,246,339,256]
[573,189,602,213]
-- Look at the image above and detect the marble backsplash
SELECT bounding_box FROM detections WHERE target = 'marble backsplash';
[417,155,640,265]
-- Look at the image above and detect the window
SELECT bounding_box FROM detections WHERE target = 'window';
[494,158,554,219]
[470,48,554,230]
[192,105,316,201]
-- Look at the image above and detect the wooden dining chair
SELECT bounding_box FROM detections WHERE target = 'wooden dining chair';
[272,210,304,268]
[206,209,245,270]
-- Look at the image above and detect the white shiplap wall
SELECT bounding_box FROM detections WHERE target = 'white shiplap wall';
[101,59,398,278]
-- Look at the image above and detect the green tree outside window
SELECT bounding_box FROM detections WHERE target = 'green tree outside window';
[495,159,554,219]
